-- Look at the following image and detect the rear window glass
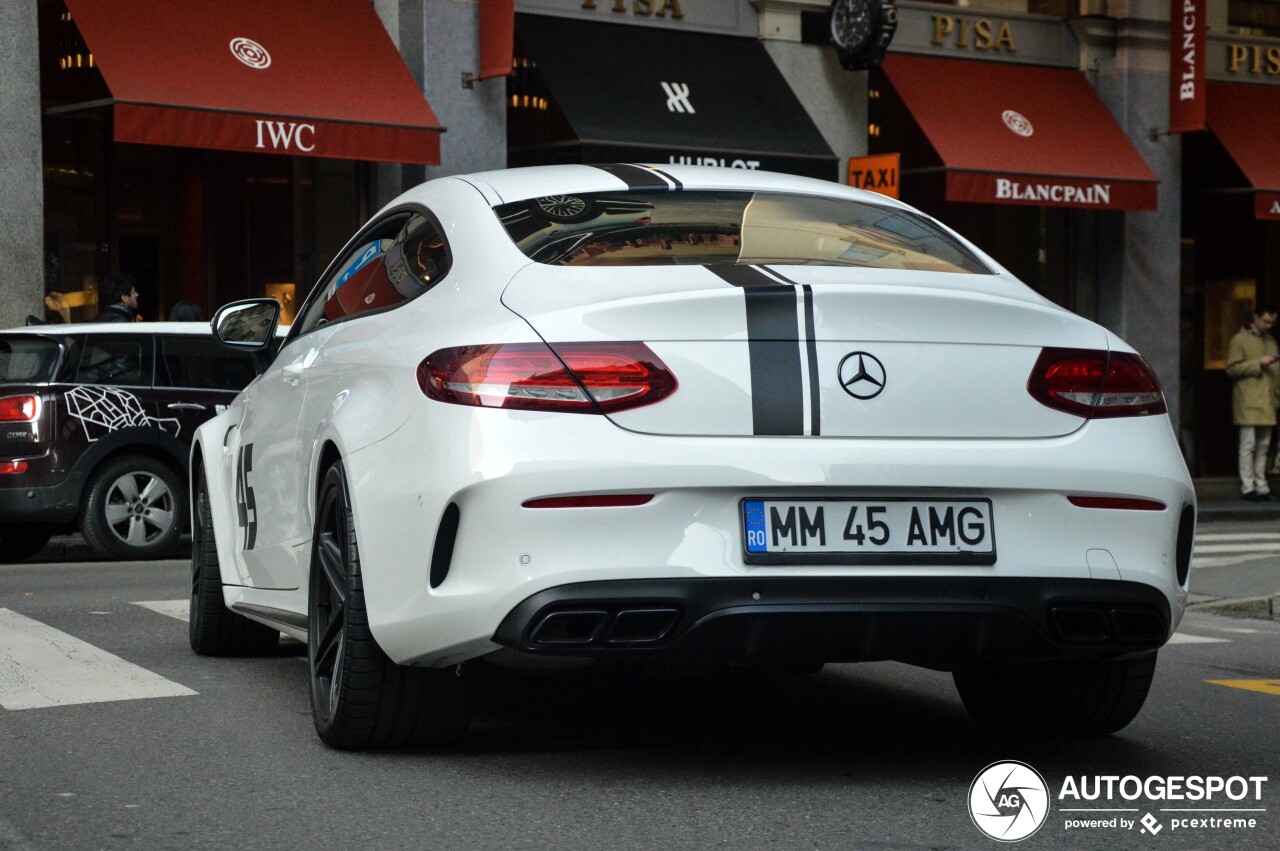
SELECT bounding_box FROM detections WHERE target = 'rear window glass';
[494,190,991,274]
[74,337,152,387]
[0,336,61,383]
[157,336,263,391]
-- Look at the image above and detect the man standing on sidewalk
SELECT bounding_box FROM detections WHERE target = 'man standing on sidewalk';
[1227,304,1280,501]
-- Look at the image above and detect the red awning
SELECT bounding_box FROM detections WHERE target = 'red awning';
[879,55,1158,211]
[63,0,442,165]
[1208,83,1280,221]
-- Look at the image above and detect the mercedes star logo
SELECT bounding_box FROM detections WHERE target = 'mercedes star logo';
[838,351,886,400]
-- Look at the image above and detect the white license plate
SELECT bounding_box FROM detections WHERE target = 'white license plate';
[742,498,995,565]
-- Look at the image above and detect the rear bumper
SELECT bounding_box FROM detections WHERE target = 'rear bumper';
[492,576,1171,669]
[0,473,85,525]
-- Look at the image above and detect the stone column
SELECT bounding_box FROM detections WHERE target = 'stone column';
[1091,0,1182,431]
[419,0,507,183]
[755,0,868,179]
[0,1,44,328]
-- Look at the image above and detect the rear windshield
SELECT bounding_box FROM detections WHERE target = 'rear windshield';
[494,190,991,274]
[0,336,61,383]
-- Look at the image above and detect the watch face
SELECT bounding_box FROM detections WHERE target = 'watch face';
[831,0,874,52]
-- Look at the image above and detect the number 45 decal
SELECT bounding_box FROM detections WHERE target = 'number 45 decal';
[235,443,257,550]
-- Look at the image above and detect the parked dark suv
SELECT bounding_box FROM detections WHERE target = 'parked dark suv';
[0,322,268,561]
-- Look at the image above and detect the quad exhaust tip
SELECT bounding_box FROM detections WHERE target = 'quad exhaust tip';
[1047,604,1165,645]
[528,606,681,647]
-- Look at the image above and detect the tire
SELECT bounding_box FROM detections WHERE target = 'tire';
[953,651,1158,736]
[309,460,474,750]
[0,525,53,562]
[81,455,186,560]
[188,469,279,656]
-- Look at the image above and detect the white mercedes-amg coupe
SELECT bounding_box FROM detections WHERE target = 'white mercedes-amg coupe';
[190,164,1194,749]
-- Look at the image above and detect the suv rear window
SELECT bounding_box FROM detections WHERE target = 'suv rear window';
[0,336,61,383]
[494,190,991,274]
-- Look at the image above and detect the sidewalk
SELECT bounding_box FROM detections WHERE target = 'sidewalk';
[1194,476,1280,522]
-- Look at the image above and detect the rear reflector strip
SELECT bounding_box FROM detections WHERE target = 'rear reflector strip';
[1068,496,1166,511]
[523,495,654,509]
[0,461,29,475]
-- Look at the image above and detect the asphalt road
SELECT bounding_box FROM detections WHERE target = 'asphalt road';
[1,522,1277,851]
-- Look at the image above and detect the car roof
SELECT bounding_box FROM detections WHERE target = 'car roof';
[0,321,214,335]
[0,321,289,337]
[451,164,916,210]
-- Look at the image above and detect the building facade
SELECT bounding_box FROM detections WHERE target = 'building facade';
[2,0,1278,476]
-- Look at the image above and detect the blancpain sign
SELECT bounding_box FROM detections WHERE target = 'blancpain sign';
[995,178,1112,206]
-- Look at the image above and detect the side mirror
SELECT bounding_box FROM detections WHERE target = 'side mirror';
[211,299,281,350]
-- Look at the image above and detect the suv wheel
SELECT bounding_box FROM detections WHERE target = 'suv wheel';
[0,524,53,563]
[81,455,185,560]
[189,468,279,656]
[309,460,474,750]
[953,651,1158,736]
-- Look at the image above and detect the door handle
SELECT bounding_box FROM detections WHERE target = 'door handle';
[282,348,320,385]
[166,402,207,412]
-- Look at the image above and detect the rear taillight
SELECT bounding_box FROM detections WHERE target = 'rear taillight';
[0,395,40,423]
[1028,348,1166,418]
[0,461,28,475]
[418,342,676,414]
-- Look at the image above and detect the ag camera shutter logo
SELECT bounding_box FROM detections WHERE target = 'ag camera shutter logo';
[969,761,1051,842]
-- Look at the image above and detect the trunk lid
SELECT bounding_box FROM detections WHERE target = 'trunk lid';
[501,265,1107,439]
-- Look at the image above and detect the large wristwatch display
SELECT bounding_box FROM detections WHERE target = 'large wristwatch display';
[829,0,898,71]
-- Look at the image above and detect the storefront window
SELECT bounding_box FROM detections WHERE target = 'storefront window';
[1229,0,1280,36]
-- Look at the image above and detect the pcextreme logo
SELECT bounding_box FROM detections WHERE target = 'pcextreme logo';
[967,762,1269,841]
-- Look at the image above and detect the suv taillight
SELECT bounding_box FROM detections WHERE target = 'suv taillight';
[1028,348,1166,418]
[0,395,40,423]
[417,342,677,414]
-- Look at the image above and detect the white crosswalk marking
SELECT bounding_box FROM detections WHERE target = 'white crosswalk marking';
[1193,531,1280,568]
[1167,632,1231,645]
[132,600,190,622]
[0,608,196,710]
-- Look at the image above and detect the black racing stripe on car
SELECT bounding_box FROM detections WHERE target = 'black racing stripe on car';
[706,265,804,435]
[588,164,671,189]
[706,263,774,289]
[801,285,821,435]
[645,167,683,189]
[760,267,822,436]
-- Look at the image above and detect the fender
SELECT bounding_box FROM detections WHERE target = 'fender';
[70,426,188,482]
[191,410,251,589]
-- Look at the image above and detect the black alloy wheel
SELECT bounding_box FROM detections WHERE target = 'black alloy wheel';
[308,460,475,750]
[308,465,350,733]
[188,469,279,656]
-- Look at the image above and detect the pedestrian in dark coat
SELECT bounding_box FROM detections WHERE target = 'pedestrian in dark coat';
[94,275,140,323]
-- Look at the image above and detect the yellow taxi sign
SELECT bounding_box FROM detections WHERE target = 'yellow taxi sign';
[847,153,900,199]
[1206,679,1280,696]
